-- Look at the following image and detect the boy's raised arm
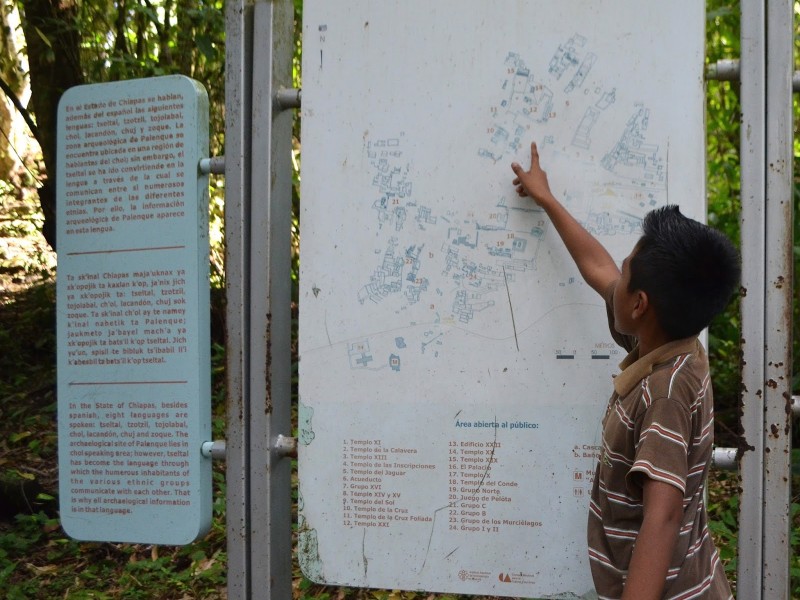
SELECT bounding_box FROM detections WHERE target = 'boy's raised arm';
[511,142,620,296]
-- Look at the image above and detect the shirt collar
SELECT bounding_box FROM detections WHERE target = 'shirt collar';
[613,337,701,397]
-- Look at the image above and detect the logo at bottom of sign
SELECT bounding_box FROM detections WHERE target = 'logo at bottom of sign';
[455,569,536,585]
[457,569,491,583]
[498,571,537,585]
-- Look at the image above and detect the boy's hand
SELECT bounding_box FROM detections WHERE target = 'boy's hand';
[511,142,556,206]
[508,140,620,296]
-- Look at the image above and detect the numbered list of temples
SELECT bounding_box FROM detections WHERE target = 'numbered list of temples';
[340,423,551,535]
[447,420,542,536]
[341,439,435,528]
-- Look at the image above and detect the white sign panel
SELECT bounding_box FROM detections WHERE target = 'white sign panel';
[56,76,212,544]
[298,2,705,596]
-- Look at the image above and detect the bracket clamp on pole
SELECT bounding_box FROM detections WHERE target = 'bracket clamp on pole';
[201,437,295,460]
[275,87,301,111]
[711,446,738,471]
[199,156,226,175]
[201,440,227,460]
[706,58,800,92]
[274,435,297,459]
[712,397,799,472]
[706,59,741,82]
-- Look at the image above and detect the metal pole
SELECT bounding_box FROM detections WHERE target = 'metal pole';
[737,0,767,596]
[762,0,794,597]
[224,2,294,597]
[225,0,254,597]
[248,1,294,598]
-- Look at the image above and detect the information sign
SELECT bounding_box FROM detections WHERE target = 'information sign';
[56,76,212,544]
[298,2,706,596]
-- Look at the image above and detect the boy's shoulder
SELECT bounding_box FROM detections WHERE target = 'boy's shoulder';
[643,339,709,405]
[613,337,706,401]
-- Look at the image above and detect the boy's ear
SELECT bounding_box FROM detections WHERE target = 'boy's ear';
[632,290,649,319]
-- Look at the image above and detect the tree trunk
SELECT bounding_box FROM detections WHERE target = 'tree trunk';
[17,0,84,251]
[0,2,25,177]
[176,0,195,76]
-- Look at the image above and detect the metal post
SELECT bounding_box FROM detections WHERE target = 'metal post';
[707,9,796,592]
[248,1,294,599]
[224,1,294,598]
[762,0,794,597]
[225,0,254,597]
[737,0,767,596]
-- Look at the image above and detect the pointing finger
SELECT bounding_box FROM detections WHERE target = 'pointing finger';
[530,142,540,167]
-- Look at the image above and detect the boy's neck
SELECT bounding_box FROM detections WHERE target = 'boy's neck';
[634,323,674,357]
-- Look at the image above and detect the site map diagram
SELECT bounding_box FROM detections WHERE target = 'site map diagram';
[342,39,669,373]
[298,2,705,596]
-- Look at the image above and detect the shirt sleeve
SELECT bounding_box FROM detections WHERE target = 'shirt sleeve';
[626,395,692,497]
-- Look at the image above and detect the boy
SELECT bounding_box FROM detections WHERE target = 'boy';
[511,142,738,599]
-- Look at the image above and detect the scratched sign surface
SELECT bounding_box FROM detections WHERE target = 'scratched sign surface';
[298,2,705,596]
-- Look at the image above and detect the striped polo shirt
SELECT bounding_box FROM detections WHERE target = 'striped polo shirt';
[587,292,733,599]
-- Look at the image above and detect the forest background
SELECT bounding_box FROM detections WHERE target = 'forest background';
[0,0,798,598]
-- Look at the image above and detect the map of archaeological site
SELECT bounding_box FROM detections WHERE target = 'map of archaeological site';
[354,44,663,364]
[299,2,704,597]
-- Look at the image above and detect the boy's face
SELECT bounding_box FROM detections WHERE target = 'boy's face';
[612,245,639,336]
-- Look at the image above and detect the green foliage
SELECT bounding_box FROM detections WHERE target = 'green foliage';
[12,0,228,284]
[99,0,225,282]
[708,449,800,598]
[704,0,743,432]
[0,179,54,288]
[0,512,226,599]
[707,477,739,578]
[291,0,303,301]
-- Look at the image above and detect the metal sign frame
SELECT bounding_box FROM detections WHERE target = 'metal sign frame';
[737,1,767,596]
[218,1,796,598]
[223,1,294,599]
[738,1,794,598]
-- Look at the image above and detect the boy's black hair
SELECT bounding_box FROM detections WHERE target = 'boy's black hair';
[628,204,740,340]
